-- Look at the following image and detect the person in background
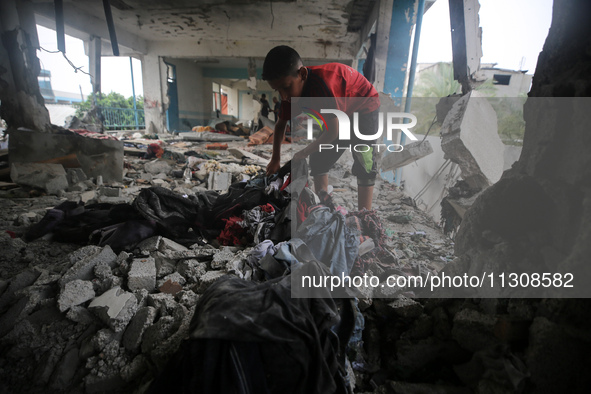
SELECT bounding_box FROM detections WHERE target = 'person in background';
[272,96,281,122]
[262,45,380,211]
[260,94,271,118]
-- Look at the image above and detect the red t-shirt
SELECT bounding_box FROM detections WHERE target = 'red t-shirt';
[279,63,380,121]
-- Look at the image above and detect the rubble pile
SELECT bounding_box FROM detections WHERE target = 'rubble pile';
[0,138,460,392]
[5,130,583,393]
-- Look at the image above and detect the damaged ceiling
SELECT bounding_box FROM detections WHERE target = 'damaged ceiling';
[32,0,373,61]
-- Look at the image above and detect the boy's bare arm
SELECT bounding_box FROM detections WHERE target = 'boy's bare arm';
[266,118,288,175]
[293,117,339,160]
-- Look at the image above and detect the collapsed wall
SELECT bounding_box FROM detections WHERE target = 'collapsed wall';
[440,0,591,390]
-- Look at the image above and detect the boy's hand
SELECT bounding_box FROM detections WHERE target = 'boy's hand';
[266,159,281,176]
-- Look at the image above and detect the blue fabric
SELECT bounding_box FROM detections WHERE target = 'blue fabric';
[296,207,359,276]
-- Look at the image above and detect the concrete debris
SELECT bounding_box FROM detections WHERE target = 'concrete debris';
[88,286,138,332]
[143,160,172,175]
[60,246,117,288]
[9,129,124,183]
[207,171,231,192]
[128,257,157,292]
[0,128,538,394]
[10,162,69,195]
[440,91,505,189]
[380,140,434,171]
[57,279,95,312]
[122,306,157,352]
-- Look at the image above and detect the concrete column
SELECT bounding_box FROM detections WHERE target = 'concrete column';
[89,35,101,96]
[374,0,393,93]
[141,54,168,134]
[449,0,483,93]
[383,0,417,98]
[0,0,50,131]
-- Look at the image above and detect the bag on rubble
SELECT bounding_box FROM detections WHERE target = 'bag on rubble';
[147,258,355,394]
[207,176,288,229]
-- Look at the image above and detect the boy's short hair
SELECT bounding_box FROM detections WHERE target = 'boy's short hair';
[262,46,302,81]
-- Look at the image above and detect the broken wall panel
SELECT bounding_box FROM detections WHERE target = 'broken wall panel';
[9,129,124,183]
[440,91,504,190]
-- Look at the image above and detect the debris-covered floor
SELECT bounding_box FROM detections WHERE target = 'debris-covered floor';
[0,129,466,393]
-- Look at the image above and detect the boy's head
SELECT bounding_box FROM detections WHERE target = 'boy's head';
[261,94,266,99]
[263,45,307,102]
[273,97,278,103]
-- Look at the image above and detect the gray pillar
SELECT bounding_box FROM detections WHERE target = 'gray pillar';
[0,0,51,131]
[89,35,102,96]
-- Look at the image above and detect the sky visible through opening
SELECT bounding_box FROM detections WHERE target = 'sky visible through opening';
[36,0,553,99]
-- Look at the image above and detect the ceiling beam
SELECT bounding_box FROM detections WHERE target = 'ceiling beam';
[33,2,147,55]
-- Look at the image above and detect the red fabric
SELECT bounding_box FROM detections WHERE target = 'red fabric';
[147,143,164,158]
[260,203,275,213]
[5,230,16,239]
[280,63,380,121]
[216,216,246,246]
[280,174,292,191]
[70,129,119,140]
[205,143,228,150]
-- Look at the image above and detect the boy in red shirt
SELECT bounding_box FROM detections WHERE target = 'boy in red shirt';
[262,45,380,210]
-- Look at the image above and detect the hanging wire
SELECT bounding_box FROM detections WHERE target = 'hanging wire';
[39,46,93,80]
[420,113,438,144]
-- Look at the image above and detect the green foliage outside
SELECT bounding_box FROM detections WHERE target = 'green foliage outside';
[410,62,526,146]
[75,92,145,130]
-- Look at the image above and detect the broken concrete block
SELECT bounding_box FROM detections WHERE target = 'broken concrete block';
[380,140,434,171]
[164,248,217,260]
[175,290,199,309]
[388,296,423,320]
[66,305,97,325]
[10,163,68,195]
[135,236,162,254]
[151,179,169,187]
[157,272,186,289]
[144,160,172,175]
[452,308,499,352]
[120,354,149,383]
[197,270,227,293]
[98,186,121,197]
[122,306,157,352]
[208,171,231,192]
[147,293,177,315]
[211,246,236,269]
[80,190,96,203]
[440,91,505,189]
[66,168,88,185]
[141,316,177,354]
[60,246,117,287]
[88,286,138,332]
[57,279,95,312]
[158,237,189,253]
[176,259,207,283]
[68,182,89,192]
[139,172,153,181]
[152,252,176,278]
[0,268,41,313]
[50,346,80,391]
[0,297,29,338]
[128,257,157,292]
